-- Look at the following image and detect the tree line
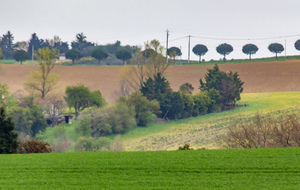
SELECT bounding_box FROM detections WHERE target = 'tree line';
[0,31,137,65]
[2,30,300,65]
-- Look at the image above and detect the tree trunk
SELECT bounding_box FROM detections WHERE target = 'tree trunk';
[276,53,278,60]
[223,55,226,62]
[249,54,251,61]
[21,60,23,65]
[199,55,201,63]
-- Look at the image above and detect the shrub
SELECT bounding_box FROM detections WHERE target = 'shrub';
[74,137,112,152]
[219,113,300,149]
[126,92,160,126]
[18,138,52,153]
[178,144,193,150]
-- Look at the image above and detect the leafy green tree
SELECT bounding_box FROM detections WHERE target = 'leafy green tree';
[65,49,83,64]
[179,83,194,94]
[192,44,208,62]
[295,39,300,51]
[9,96,47,137]
[216,43,233,62]
[115,49,132,65]
[242,44,258,60]
[64,85,106,119]
[0,107,18,154]
[268,43,284,60]
[167,47,182,62]
[92,48,108,64]
[27,33,45,58]
[23,47,60,99]
[0,31,14,59]
[200,64,243,110]
[125,92,160,126]
[13,50,30,65]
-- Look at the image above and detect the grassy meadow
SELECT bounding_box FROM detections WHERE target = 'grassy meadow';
[1,148,300,189]
[120,91,300,151]
[37,91,300,151]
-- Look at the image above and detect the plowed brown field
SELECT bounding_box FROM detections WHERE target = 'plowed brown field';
[1,60,300,102]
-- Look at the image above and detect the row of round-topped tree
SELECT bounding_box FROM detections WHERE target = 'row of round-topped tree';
[168,40,300,63]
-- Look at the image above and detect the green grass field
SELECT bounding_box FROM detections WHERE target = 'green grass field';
[1,148,300,189]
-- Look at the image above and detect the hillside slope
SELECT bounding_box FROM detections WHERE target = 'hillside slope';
[0,60,300,102]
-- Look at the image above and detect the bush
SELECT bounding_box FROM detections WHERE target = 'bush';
[125,92,160,126]
[219,112,300,149]
[74,137,112,152]
[18,138,52,153]
[178,144,193,150]
[0,107,18,154]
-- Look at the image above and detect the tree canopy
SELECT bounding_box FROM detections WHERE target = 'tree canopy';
[65,49,83,64]
[192,44,208,62]
[115,49,132,65]
[268,43,284,60]
[242,44,258,60]
[13,50,30,65]
[64,85,106,119]
[92,48,109,64]
[200,64,244,111]
[167,47,182,62]
[216,43,233,62]
[294,39,300,51]
[23,47,60,99]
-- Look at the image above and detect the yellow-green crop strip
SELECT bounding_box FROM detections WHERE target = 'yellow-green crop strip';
[1,148,300,189]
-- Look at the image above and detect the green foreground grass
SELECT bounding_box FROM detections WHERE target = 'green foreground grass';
[1,148,300,189]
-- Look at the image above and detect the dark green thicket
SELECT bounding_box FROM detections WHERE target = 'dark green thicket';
[0,107,18,154]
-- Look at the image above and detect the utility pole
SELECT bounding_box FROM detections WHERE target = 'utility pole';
[32,45,34,63]
[188,35,191,63]
[285,39,287,60]
[166,29,169,63]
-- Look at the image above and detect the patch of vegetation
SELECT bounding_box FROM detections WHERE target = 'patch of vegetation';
[1,148,300,189]
[182,55,300,65]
